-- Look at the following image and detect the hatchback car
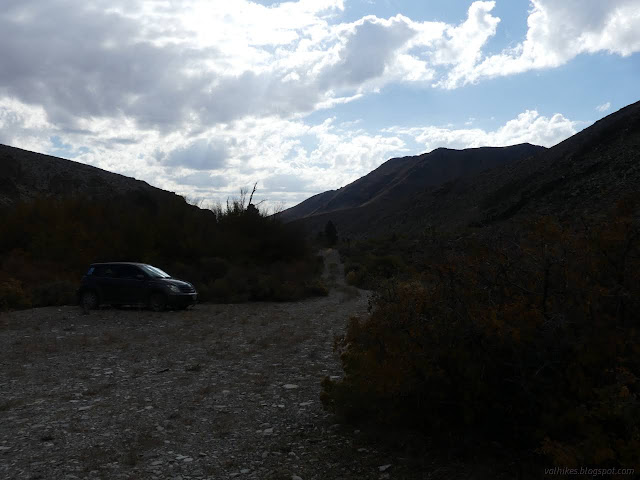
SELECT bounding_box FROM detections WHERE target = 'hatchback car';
[77,262,197,311]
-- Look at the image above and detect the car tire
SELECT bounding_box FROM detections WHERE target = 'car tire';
[80,291,98,311]
[149,292,167,312]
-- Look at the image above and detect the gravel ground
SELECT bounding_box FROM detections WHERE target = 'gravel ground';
[0,250,521,480]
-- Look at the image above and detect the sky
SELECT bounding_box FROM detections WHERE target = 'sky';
[1,0,639,209]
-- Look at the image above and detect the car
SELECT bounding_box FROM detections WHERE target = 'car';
[77,262,197,311]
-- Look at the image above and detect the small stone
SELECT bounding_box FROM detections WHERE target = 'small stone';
[261,451,268,458]
[292,475,303,480]
[283,384,298,389]
[183,457,193,463]
[78,406,92,411]
[240,469,250,474]
[151,461,163,466]
[299,401,312,407]
[379,464,392,472]
[263,428,273,435]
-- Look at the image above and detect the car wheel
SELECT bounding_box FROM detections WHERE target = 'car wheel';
[149,292,167,312]
[80,291,98,310]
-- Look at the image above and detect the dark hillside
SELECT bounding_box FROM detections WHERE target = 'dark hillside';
[280,143,544,223]
[0,144,183,208]
[293,100,640,237]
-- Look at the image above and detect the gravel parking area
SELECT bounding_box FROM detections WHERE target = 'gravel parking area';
[1,249,512,480]
[0,250,431,480]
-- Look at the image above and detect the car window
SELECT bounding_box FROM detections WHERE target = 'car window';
[93,265,116,277]
[115,265,144,279]
[139,264,171,278]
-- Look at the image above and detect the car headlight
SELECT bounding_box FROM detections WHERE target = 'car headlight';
[168,285,181,293]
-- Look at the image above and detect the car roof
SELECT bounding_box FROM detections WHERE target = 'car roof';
[89,262,150,267]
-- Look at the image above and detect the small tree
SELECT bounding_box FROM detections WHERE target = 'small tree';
[324,220,338,246]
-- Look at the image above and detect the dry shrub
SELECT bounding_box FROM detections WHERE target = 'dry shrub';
[323,200,640,469]
[0,278,31,310]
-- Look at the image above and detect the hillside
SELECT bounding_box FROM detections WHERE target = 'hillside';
[290,100,640,237]
[280,143,544,222]
[0,144,184,208]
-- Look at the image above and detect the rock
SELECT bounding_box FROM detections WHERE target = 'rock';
[283,384,298,389]
[292,476,303,480]
[379,464,392,472]
[263,428,274,435]
[240,468,250,473]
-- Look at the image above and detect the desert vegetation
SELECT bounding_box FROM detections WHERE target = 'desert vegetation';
[0,187,326,310]
[323,195,640,469]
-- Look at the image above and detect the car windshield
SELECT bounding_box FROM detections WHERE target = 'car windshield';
[139,264,172,278]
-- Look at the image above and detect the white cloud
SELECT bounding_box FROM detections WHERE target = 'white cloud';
[450,0,640,87]
[596,102,611,112]
[389,110,578,151]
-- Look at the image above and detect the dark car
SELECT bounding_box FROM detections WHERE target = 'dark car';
[77,262,197,311]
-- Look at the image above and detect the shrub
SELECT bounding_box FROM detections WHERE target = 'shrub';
[305,279,329,297]
[0,278,32,310]
[0,187,321,309]
[31,280,77,307]
[322,205,640,469]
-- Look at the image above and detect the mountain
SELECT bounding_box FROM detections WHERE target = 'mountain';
[0,144,185,208]
[280,143,545,222]
[286,100,640,237]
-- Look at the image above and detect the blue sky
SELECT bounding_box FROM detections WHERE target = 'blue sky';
[0,0,639,208]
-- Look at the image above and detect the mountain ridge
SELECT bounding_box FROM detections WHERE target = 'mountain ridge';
[280,143,545,222]
[286,100,640,237]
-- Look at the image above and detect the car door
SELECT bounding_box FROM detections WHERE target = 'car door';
[93,265,119,304]
[113,265,148,305]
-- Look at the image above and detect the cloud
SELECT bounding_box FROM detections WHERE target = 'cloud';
[0,0,632,209]
[596,102,611,112]
[163,139,229,170]
[175,173,228,189]
[262,173,310,192]
[431,1,501,89]
[447,0,640,87]
[389,110,578,151]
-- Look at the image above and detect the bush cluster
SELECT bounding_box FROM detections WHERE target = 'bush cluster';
[0,189,323,309]
[322,198,640,469]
